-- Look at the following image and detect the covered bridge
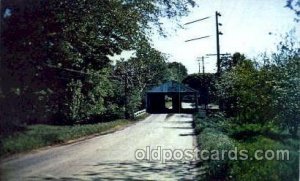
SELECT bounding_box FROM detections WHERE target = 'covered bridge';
[146,81,199,114]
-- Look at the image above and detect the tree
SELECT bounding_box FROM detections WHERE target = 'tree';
[220,52,246,72]
[217,59,277,123]
[183,74,216,106]
[216,33,300,136]
[271,32,300,136]
[0,0,196,132]
[167,62,188,82]
[113,41,169,118]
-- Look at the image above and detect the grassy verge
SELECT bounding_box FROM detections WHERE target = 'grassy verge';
[0,118,140,158]
[194,113,299,181]
[134,113,150,121]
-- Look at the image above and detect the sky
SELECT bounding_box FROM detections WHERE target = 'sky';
[151,0,300,74]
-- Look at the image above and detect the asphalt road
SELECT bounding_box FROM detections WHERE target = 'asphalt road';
[1,113,204,180]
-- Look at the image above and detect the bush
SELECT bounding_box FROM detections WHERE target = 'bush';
[198,128,235,179]
[194,112,227,135]
[195,113,235,179]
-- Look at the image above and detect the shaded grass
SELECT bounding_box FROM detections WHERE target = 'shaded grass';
[0,119,132,157]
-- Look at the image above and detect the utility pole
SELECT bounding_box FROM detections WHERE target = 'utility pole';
[196,57,201,74]
[207,53,231,72]
[197,56,206,74]
[202,56,205,74]
[215,11,222,75]
[119,59,130,119]
[197,56,207,74]
[124,61,129,119]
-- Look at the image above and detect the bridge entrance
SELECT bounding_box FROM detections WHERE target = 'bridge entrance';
[146,81,199,114]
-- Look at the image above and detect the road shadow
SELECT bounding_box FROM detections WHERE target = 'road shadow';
[179,133,197,136]
[178,114,193,118]
[164,126,194,129]
[165,113,175,120]
[171,121,193,124]
[26,160,206,180]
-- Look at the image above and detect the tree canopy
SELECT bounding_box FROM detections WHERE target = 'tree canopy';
[0,0,193,133]
[216,34,300,136]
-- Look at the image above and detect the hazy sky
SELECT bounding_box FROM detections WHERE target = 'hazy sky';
[151,0,300,74]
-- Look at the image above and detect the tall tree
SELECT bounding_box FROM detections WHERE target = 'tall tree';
[167,62,188,82]
[0,0,195,131]
[113,40,169,118]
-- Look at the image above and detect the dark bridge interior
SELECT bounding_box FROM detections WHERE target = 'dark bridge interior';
[146,81,199,114]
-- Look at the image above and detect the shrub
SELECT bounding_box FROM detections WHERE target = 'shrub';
[195,113,235,179]
[198,128,235,180]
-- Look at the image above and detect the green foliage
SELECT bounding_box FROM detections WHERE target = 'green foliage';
[113,42,171,118]
[195,113,235,180]
[194,112,227,134]
[0,0,194,132]
[199,128,235,179]
[166,62,188,82]
[220,52,246,72]
[217,58,271,121]
[271,32,300,136]
[216,35,300,136]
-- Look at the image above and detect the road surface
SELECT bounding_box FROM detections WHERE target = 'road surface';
[1,113,204,180]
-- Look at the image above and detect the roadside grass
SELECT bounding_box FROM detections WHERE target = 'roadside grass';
[194,113,299,181]
[134,113,150,121]
[0,119,134,157]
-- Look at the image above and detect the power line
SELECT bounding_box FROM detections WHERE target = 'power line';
[184,12,225,75]
[184,16,210,43]
[206,53,230,56]
[185,36,211,43]
[184,16,210,25]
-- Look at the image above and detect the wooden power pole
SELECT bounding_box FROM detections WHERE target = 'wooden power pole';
[202,56,205,74]
[215,11,222,75]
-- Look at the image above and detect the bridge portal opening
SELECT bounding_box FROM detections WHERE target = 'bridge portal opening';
[146,81,199,114]
[165,95,173,110]
[181,95,197,109]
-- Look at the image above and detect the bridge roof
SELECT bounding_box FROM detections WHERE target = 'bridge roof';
[147,81,198,93]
